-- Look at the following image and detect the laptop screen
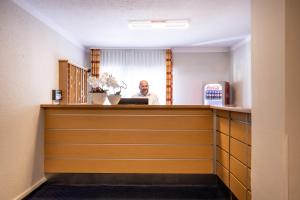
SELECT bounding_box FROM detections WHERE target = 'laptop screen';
[118,98,148,105]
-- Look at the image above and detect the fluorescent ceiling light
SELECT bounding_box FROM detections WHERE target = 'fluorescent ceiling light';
[128,20,189,29]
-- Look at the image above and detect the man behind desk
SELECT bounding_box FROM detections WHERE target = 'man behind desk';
[132,80,159,105]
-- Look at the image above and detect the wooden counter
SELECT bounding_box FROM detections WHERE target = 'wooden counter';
[40,104,250,113]
[41,104,211,109]
[211,105,251,113]
[41,104,252,199]
[42,104,214,174]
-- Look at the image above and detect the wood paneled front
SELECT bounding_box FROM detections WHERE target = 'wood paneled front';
[230,112,252,200]
[215,110,252,200]
[44,106,213,174]
[216,162,229,187]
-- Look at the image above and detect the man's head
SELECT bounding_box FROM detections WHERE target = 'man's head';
[139,80,149,96]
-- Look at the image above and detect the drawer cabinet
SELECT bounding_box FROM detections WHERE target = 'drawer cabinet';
[215,110,251,200]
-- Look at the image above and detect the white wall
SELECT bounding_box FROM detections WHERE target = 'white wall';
[252,0,287,199]
[173,51,230,105]
[230,38,252,107]
[252,1,300,199]
[286,1,300,199]
[0,1,87,199]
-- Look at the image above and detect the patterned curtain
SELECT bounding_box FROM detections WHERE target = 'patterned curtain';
[166,49,173,105]
[90,49,100,78]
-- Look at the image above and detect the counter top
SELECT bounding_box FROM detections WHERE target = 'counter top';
[41,104,251,113]
[210,105,251,113]
[40,104,211,110]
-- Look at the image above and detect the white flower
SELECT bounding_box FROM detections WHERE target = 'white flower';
[107,75,120,89]
[87,77,99,88]
[88,76,106,93]
[88,72,126,94]
[99,72,109,85]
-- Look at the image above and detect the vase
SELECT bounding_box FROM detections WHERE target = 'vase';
[107,94,121,105]
[91,93,107,104]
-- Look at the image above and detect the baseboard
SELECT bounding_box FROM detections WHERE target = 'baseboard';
[14,177,47,200]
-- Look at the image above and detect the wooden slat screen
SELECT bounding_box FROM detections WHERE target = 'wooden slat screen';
[59,60,88,104]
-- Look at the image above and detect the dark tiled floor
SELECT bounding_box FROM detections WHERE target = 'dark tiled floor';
[24,184,230,200]
[24,174,230,200]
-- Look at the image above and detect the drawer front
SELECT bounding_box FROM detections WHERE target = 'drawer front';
[230,138,249,167]
[247,168,251,190]
[230,174,247,200]
[248,125,252,145]
[216,162,229,187]
[46,112,213,130]
[247,145,251,168]
[230,156,247,187]
[231,112,251,123]
[45,130,213,145]
[216,117,229,135]
[45,159,213,174]
[216,147,229,170]
[247,190,251,200]
[231,121,251,145]
[216,132,229,152]
[216,110,229,118]
[45,144,213,159]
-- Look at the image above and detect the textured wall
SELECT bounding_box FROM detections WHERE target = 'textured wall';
[230,39,251,107]
[0,1,87,199]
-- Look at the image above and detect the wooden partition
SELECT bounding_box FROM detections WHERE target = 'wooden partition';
[43,105,213,174]
[59,60,88,104]
[216,110,252,200]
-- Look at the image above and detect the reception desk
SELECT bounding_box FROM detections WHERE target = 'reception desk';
[42,105,214,174]
[41,104,251,199]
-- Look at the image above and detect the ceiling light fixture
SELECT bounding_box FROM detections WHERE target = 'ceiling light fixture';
[128,20,189,29]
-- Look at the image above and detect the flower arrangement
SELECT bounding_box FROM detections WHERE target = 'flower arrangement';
[87,72,126,95]
[106,74,127,95]
[87,74,107,93]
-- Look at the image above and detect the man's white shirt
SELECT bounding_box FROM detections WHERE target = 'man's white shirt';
[132,92,159,105]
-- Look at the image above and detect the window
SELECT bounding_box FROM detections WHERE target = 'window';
[101,49,166,104]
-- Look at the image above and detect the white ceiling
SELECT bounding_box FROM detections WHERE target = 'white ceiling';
[13,0,251,49]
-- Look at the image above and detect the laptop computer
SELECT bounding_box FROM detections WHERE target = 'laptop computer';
[118,98,148,105]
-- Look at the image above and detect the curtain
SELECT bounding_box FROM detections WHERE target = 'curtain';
[166,49,173,105]
[90,49,100,78]
[101,49,166,104]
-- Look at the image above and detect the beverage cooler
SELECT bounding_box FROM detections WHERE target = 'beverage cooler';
[203,81,230,106]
